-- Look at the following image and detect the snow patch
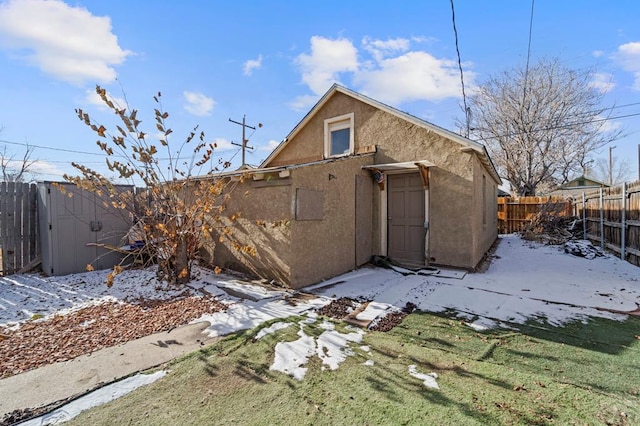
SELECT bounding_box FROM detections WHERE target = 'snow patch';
[269,318,365,380]
[317,327,364,371]
[255,322,292,340]
[21,371,167,425]
[408,365,439,389]
[356,301,394,322]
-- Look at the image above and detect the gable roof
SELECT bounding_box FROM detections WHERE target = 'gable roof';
[261,84,501,184]
[557,175,609,189]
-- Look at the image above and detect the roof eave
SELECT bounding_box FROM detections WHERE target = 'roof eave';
[260,84,502,184]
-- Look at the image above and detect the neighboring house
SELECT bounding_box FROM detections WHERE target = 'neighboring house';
[201,84,501,289]
[497,188,511,197]
[547,175,609,198]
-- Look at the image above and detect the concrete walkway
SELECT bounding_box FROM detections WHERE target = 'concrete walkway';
[0,321,217,417]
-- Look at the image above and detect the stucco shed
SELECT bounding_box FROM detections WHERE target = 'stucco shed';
[202,84,501,289]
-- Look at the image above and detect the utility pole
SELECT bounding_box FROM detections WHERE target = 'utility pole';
[229,115,261,168]
[609,145,616,186]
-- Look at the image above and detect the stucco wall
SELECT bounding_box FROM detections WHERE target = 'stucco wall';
[470,154,499,268]
[211,89,500,286]
[288,155,374,288]
[428,166,476,268]
[319,92,479,269]
[201,177,293,286]
[267,93,379,167]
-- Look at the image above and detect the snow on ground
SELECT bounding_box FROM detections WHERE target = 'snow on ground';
[408,365,439,390]
[21,371,166,425]
[1,234,639,391]
[0,266,232,327]
[195,296,328,338]
[267,315,365,381]
[309,234,640,329]
[255,321,293,340]
[4,235,637,334]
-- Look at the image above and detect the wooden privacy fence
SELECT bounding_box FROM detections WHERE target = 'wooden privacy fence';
[0,182,39,276]
[575,180,640,267]
[497,196,573,234]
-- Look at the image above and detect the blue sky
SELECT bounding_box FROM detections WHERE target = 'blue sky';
[1,0,639,183]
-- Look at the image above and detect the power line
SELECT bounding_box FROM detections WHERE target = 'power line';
[474,110,640,142]
[0,137,243,164]
[2,100,640,161]
[450,0,470,138]
[0,138,111,157]
[522,0,536,95]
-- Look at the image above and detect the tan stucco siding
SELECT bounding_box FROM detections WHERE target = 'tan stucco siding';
[288,156,374,288]
[202,179,293,286]
[347,100,478,268]
[470,154,498,268]
[267,93,378,167]
[428,164,475,268]
[248,88,499,281]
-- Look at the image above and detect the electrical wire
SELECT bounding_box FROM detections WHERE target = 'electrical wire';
[522,0,536,96]
[450,0,470,137]
[474,110,640,142]
[0,138,116,157]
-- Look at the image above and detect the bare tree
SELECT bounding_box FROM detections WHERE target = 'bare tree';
[591,155,633,186]
[463,58,621,196]
[65,86,252,286]
[0,126,37,182]
[0,144,37,183]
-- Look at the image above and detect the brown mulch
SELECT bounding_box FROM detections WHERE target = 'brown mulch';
[0,295,226,379]
[316,297,362,318]
[369,302,418,332]
[317,298,418,332]
[368,311,409,332]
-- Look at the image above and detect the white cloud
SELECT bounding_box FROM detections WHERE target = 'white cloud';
[411,35,438,45]
[294,36,359,95]
[260,139,281,151]
[85,88,126,111]
[589,72,615,93]
[288,94,319,111]
[615,41,640,90]
[243,55,263,76]
[183,91,215,116]
[592,50,604,58]
[0,0,131,86]
[362,36,410,62]
[205,138,234,151]
[292,36,470,108]
[355,51,470,104]
[596,115,622,133]
[3,158,68,181]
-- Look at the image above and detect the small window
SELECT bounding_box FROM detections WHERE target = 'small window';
[324,113,354,158]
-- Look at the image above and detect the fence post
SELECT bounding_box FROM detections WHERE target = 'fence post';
[599,188,604,248]
[621,182,626,260]
[0,181,5,275]
[582,192,586,240]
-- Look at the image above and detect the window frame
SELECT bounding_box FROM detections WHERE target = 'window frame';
[323,113,354,159]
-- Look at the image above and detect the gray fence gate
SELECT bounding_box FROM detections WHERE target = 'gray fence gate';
[0,182,39,276]
[38,182,134,276]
